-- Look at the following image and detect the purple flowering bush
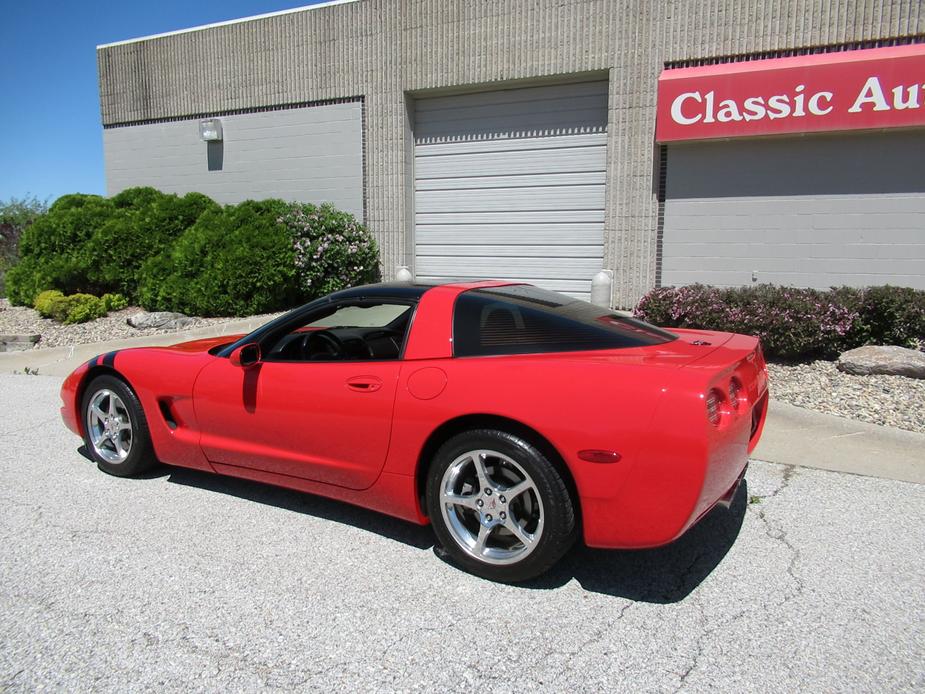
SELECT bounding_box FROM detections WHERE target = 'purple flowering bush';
[634,284,925,361]
[279,203,380,299]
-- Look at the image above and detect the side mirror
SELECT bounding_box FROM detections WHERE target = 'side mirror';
[229,343,261,368]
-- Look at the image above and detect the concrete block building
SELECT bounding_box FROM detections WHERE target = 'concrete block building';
[97,0,925,306]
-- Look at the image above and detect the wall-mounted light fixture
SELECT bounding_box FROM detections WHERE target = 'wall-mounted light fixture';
[199,118,223,141]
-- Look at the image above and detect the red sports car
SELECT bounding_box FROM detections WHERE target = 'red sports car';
[61,281,768,581]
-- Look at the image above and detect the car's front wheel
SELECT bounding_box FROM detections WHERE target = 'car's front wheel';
[426,429,576,582]
[81,375,157,477]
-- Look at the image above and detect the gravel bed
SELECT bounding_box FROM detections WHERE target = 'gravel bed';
[0,298,280,350]
[768,360,925,434]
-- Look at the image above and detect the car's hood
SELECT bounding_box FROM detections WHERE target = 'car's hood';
[163,334,247,353]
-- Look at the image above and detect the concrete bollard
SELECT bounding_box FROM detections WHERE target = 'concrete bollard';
[590,270,613,308]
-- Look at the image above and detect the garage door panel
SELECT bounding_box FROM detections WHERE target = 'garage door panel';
[414,133,607,157]
[417,244,603,258]
[416,185,605,213]
[417,256,603,278]
[415,94,607,129]
[664,269,925,289]
[416,210,605,225]
[416,171,605,191]
[415,110,607,143]
[663,242,925,261]
[665,254,924,276]
[415,149,606,179]
[662,132,925,290]
[416,224,604,245]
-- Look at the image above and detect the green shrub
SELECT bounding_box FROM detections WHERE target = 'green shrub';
[7,194,114,302]
[101,293,129,312]
[18,194,111,261]
[635,284,925,360]
[4,256,70,306]
[857,286,925,347]
[38,292,108,324]
[34,290,65,318]
[110,186,167,210]
[281,203,381,298]
[138,199,298,316]
[61,294,107,324]
[83,190,218,299]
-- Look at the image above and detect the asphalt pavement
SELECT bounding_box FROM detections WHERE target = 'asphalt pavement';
[1,374,923,692]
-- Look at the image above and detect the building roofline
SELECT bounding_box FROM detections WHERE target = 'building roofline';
[96,0,358,50]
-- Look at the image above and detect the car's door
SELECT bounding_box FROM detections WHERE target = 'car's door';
[191,302,411,490]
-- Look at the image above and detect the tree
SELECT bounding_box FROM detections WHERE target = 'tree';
[0,195,49,293]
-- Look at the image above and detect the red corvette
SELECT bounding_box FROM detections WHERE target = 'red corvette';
[61,281,768,581]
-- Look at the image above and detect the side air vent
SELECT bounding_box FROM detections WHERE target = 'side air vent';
[158,399,179,430]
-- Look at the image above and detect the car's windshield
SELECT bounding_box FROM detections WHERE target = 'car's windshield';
[307,303,410,328]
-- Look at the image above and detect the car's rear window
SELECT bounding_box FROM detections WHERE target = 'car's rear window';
[453,285,676,357]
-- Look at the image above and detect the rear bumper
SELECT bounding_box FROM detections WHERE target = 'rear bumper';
[580,382,766,550]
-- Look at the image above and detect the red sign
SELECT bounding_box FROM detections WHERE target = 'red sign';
[655,44,925,142]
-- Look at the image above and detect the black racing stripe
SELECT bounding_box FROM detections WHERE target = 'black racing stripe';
[102,351,119,368]
[87,356,100,368]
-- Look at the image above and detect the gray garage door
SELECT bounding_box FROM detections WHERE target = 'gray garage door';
[661,130,925,289]
[414,81,608,299]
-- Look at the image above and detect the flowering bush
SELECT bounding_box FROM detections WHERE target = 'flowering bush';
[278,203,380,298]
[634,284,924,361]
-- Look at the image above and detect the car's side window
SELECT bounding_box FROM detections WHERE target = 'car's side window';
[453,287,675,357]
[262,301,415,362]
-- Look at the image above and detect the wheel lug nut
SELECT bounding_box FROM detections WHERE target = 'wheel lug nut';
[486,514,492,522]
[499,495,506,503]
[476,499,483,507]
[500,512,506,520]
[484,489,492,496]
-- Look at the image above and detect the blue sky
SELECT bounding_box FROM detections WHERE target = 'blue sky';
[0,0,325,204]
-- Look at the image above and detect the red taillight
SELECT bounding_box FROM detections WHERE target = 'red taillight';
[706,388,723,426]
[728,378,741,411]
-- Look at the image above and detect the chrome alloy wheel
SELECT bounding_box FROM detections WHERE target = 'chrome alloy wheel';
[439,449,545,565]
[87,389,133,464]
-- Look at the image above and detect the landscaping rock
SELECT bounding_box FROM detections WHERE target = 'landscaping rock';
[127,311,195,331]
[836,345,925,380]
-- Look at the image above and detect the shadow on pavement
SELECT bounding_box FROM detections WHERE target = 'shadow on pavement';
[162,465,436,550]
[77,448,747,602]
[523,481,749,602]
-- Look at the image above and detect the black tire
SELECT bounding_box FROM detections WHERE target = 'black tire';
[425,428,576,582]
[80,374,157,477]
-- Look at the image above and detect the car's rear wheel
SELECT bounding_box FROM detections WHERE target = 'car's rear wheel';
[426,429,576,582]
[81,375,157,477]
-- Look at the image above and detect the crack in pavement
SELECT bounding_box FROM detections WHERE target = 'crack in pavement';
[545,600,635,687]
[754,465,805,605]
[673,465,804,692]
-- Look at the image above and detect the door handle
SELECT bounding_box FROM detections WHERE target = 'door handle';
[346,376,382,393]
